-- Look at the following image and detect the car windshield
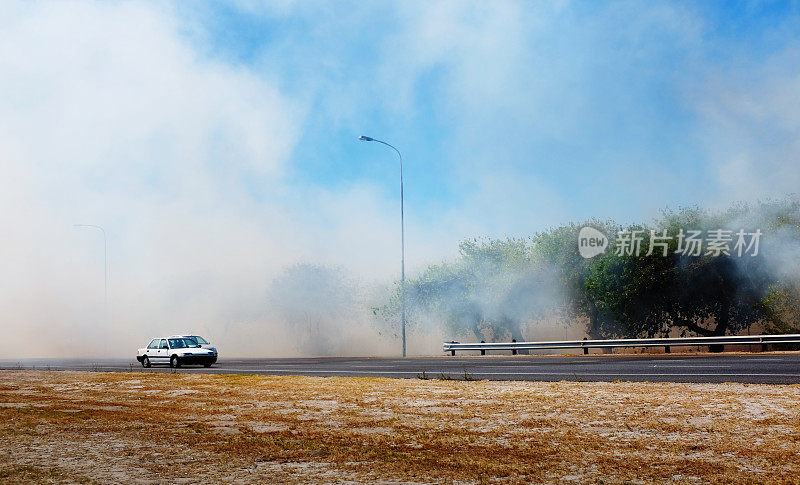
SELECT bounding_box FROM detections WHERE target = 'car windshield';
[168,338,199,349]
[191,336,209,344]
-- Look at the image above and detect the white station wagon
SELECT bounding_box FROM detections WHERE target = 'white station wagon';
[136,337,217,368]
[170,335,218,355]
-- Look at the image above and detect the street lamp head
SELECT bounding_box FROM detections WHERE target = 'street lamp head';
[358,135,374,142]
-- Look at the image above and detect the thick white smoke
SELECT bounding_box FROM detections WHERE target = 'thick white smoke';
[3,1,800,358]
[0,2,406,358]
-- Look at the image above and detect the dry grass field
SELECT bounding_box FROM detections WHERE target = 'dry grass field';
[0,370,798,483]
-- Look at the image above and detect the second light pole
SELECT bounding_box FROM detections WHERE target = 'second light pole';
[358,135,406,357]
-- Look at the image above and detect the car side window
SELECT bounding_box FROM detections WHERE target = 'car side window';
[160,339,168,349]
[147,339,158,349]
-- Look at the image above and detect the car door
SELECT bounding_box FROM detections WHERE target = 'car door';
[156,339,169,364]
[143,339,159,361]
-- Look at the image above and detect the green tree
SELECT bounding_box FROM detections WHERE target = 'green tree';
[408,238,562,342]
[391,197,800,344]
[531,221,622,339]
[586,206,776,340]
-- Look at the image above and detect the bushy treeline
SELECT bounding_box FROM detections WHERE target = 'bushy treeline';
[397,197,800,342]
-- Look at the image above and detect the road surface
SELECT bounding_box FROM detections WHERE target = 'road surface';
[2,353,800,383]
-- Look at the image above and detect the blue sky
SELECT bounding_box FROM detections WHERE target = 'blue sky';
[2,0,800,355]
[170,1,800,234]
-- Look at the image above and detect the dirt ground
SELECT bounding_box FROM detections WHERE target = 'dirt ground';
[0,370,798,484]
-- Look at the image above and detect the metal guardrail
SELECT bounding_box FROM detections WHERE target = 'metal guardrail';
[443,334,800,355]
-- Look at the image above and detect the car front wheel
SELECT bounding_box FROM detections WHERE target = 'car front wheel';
[142,356,151,368]
[170,355,181,368]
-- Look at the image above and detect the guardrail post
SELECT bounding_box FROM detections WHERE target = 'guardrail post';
[480,341,486,356]
[511,339,517,355]
[665,346,670,353]
[761,343,768,352]
[582,337,588,355]
[445,341,458,356]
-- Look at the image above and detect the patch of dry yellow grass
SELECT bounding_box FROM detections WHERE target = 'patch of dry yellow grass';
[0,370,798,483]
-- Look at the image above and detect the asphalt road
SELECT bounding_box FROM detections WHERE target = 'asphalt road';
[2,353,800,383]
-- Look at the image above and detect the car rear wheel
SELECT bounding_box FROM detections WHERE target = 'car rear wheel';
[142,356,151,368]
[170,355,181,368]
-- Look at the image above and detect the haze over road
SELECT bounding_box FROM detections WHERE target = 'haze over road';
[3,353,800,384]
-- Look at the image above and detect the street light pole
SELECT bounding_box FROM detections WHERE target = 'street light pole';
[358,135,406,357]
[73,224,108,325]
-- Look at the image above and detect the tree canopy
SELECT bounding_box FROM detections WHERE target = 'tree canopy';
[400,197,800,342]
